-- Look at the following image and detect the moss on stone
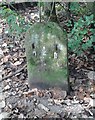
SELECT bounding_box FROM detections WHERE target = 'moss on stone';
[25,22,68,89]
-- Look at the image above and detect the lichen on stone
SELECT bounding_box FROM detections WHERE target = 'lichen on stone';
[25,22,68,89]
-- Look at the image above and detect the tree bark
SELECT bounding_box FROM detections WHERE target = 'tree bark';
[44,2,58,23]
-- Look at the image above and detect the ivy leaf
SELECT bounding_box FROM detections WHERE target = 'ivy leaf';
[82,29,88,34]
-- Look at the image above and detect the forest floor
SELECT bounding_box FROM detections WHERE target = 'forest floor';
[0,5,95,119]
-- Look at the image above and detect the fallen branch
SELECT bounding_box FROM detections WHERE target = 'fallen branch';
[1,64,27,82]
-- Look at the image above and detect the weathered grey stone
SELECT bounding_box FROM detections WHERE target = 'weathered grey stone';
[25,22,68,90]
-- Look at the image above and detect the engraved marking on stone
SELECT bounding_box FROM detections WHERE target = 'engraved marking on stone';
[33,50,36,56]
[32,43,35,49]
[54,52,58,59]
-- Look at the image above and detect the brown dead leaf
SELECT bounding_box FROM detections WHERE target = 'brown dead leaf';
[37,90,44,97]
[74,91,84,100]
[3,55,10,63]
[79,86,84,92]
[77,92,84,100]
[23,88,38,97]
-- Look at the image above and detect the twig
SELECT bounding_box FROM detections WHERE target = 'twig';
[39,1,42,23]
[47,1,55,23]
[1,64,27,82]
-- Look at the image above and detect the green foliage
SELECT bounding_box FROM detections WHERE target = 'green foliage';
[68,14,94,56]
[0,6,31,36]
[70,2,93,16]
[37,1,44,7]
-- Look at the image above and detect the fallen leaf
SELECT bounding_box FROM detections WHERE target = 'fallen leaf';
[0,100,5,109]
[13,61,22,66]
[4,85,10,91]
